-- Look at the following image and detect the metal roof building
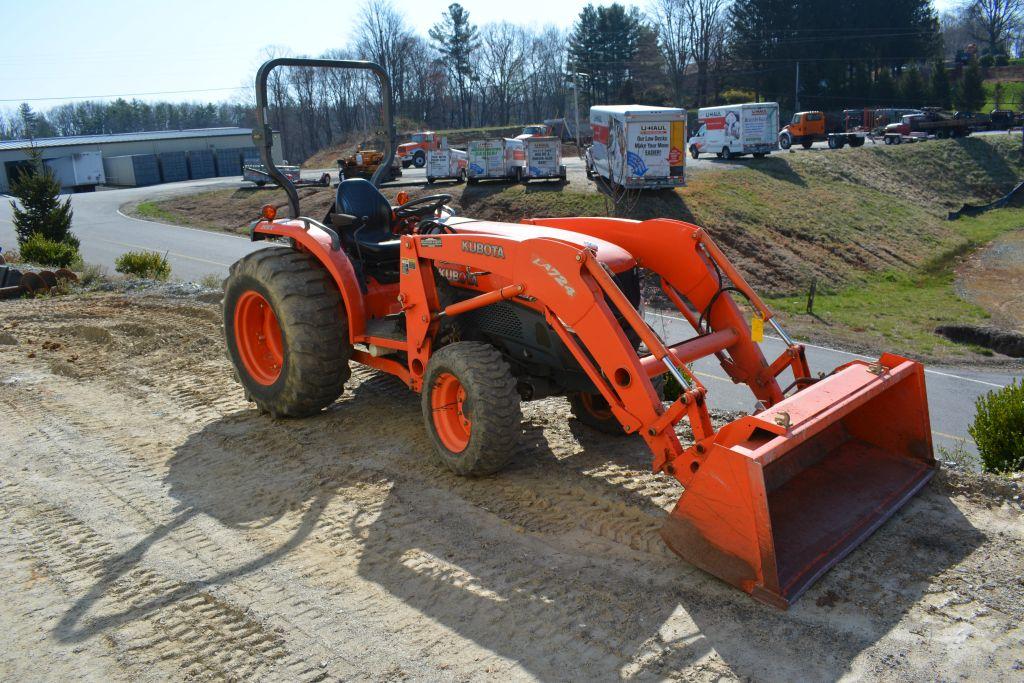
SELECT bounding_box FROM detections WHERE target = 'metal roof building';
[0,127,283,192]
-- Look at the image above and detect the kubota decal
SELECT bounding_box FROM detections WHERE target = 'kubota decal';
[461,240,505,259]
[531,255,575,297]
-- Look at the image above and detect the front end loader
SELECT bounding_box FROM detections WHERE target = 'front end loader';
[227,58,936,608]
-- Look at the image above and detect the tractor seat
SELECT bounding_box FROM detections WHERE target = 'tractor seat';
[335,178,400,263]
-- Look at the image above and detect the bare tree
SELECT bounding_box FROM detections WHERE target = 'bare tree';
[649,0,690,104]
[687,0,727,106]
[356,0,415,114]
[479,23,529,125]
[966,0,1023,56]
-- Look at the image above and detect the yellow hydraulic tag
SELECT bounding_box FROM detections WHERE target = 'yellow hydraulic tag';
[751,313,764,343]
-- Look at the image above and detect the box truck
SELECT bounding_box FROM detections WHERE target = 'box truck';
[689,102,779,159]
[426,146,468,184]
[521,136,566,183]
[44,152,104,192]
[586,105,686,189]
[466,138,525,184]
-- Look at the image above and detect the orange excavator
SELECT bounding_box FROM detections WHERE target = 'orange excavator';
[230,58,935,608]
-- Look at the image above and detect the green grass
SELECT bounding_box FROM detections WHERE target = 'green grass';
[983,80,1024,111]
[135,201,181,223]
[768,208,1024,359]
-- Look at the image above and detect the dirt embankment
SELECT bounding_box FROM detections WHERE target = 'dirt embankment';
[0,288,1022,681]
[958,228,1024,333]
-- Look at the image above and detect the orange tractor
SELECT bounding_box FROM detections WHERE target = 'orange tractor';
[231,59,936,608]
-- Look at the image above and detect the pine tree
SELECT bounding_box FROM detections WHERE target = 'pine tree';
[899,67,927,107]
[10,147,77,248]
[873,69,897,105]
[429,3,479,128]
[930,59,951,109]
[956,58,986,112]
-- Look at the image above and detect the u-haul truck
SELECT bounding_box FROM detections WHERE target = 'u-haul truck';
[586,105,686,190]
[689,102,779,159]
[521,136,566,183]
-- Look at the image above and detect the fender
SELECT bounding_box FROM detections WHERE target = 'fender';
[252,219,367,338]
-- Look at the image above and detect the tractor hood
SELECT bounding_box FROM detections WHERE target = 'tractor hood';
[444,216,637,273]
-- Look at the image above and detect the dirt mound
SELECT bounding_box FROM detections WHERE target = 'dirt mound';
[0,289,1021,680]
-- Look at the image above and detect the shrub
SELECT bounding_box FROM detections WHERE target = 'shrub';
[995,54,1010,67]
[969,378,1024,473]
[19,233,80,267]
[721,88,757,104]
[9,148,77,247]
[115,250,171,280]
[980,54,994,68]
[78,263,108,285]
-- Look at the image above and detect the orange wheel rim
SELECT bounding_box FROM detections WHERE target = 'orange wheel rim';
[580,393,613,420]
[431,372,471,452]
[234,290,283,385]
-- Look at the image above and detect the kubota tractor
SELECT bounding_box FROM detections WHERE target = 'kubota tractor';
[227,58,936,608]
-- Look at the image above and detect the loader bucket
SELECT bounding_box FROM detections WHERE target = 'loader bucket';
[661,353,935,608]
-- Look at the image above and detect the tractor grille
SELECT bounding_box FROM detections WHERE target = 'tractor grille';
[473,302,523,339]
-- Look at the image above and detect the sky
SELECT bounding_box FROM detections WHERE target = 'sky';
[2,0,960,110]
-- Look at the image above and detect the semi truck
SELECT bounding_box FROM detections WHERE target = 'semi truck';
[689,102,779,159]
[397,131,444,168]
[780,110,868,150]
[585,105,686,190]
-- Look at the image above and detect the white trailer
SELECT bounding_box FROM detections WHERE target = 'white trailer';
[689,102,779,159]
[521,137,566,183]
[44,152,104,192]
[586,105,686,190]
[466,138,525,184]
[426,147,468,183]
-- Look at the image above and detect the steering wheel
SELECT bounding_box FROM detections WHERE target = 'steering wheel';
[394,193,453,219]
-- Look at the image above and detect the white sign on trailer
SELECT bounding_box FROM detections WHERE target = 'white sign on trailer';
[525,137,561,178]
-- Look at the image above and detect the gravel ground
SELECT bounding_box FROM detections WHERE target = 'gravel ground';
[0,287,1022,681]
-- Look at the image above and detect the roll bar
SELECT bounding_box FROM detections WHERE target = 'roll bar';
[252,57,396,218]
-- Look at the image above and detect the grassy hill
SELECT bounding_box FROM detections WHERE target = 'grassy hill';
[135,135,1024,360]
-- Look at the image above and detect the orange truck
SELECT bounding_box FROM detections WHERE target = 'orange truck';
[396,131,444,168]
[778,111,866,150]
[516,124,553,140]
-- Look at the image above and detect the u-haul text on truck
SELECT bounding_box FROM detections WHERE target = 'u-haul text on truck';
[689,102,779,159]
[586,105,686,190]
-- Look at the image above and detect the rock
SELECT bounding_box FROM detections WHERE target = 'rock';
[0,331,17,345]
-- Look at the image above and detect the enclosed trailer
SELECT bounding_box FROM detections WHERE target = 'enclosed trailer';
[586,105,686,189]
[466,138,525,184]
[44,152,104,192]
[102,154,161,187]
[521,136,566,183]
[689,102,779,159]
[426,143,468,184]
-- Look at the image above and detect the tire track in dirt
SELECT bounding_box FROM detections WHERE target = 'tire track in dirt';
[3,291,1024,681]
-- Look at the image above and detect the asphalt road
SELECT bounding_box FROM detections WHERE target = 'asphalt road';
[1,168,1018,457]
[645,311,1018,459]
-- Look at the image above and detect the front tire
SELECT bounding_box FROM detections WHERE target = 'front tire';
[690,145,700,159]
[224,247,351,418]
[422,342,521,476]
[413,152,426,168]
[779,134,792,150]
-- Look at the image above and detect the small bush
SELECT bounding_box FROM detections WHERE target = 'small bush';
[980,54,995,68]
[995,54,1010,67]
[19,233,80,267]
[969,379,1024,473]
[198,273,222,289]
[115,250,171,280]
[78,263,108,285]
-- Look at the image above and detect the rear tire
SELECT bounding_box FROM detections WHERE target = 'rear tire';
[422,342,522,476]
[690,145,700,159]
[224,247,351,418]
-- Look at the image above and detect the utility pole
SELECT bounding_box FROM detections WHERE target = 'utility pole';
[570,72,584,152]
[795,61,801,112]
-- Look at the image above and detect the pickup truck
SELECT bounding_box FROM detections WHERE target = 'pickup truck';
[883,111,972,144]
